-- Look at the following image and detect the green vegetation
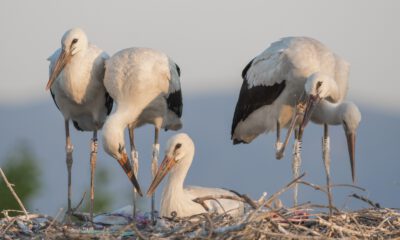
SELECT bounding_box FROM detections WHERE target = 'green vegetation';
[0,142,41,216]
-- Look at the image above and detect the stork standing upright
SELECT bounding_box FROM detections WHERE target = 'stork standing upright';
[231,37,356,206]
[102,47,183,223]
[46,28,116,221]
[147,133,244,218]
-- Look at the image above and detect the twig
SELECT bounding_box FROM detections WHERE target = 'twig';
[332,184,366,191]
[265,172,306,206]
[248,225,321,239]
[193,195,247,213]
[350,193,381,208]
[349,214,367,239]
[0,217,17,236]
[239,194,258,209]
[45,208,63,235]
[0,168,28,218]
[298,180,328,193]
[199,213,214,239]
[213,222,249,235]
[71,212,90,222]
[130,222,148,240]
[316,216,371,237]
[193,195,250,205]
[71,191,87,213]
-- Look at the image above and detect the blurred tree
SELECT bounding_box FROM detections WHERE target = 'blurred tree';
[0,142,41,216]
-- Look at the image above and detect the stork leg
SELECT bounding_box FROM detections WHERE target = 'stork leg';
[275,121,284,159]
[65,120,74,221]
[89,130,98,222]
[322,124,333,216]
[128,126,139,218]
[151,127,160,224]
[292,128,302,207]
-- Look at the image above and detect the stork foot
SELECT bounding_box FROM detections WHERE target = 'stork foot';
[275,141,284,159]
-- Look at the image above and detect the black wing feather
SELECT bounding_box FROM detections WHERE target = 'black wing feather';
[175,63,181,77]
[166,63,183,117]
[105,91,113,115]
[231,60,286,139]
[50,89,60,110]
[73,120,83,131]
[167,90,183,118]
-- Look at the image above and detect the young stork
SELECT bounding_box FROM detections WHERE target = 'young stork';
[102,47,183,223]
[46,28,117,220]
[306,100,361,214]
[147,133,244,218]
[231,37,353,206]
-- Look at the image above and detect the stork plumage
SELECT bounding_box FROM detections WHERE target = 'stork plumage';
[231,37,357,206]
[102,47,183,223]
[46,28,115,221]
[147,133,244,218]
[308,100,361,214]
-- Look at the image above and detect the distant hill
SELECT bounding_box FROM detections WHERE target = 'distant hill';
[0,93,399,215]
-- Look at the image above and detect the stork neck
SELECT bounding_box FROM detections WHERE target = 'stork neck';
[115,104,142,126]
[311,100,342,125]
[160,155,197,217]
[102,112,127,157]
[166,163,189,192]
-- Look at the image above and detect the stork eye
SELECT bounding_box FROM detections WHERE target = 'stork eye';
[72,38,78,44]
[342,120,348,131]
[175,143,182,150]
[316,81,322,90]
[118,143,124,154]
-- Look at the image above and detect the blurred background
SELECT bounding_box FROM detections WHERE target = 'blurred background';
[1,0,399,216]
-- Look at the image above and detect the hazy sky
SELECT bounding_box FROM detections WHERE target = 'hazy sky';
[1,0,399,113]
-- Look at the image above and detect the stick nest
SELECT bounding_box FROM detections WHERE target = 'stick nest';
[1,174,399,239]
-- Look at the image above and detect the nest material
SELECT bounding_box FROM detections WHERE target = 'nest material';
[1,206,400,239]
[1,173,399,239]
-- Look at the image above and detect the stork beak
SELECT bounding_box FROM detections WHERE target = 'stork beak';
[345,131,356,182]
[117,152,143,196]
[45,49,71,90]
[147,155,176,197]
[299,94,321,135]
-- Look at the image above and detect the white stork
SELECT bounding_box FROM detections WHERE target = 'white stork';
[147,133,244,218]
[102,47,183,223]
[231,37,357,206]
[46,28,116,220]
[306,100,361,214]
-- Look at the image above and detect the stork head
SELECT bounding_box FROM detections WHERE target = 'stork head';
[340,102,361,182]
[147,133,195,197]
[102,116,142,196]
[45,28,89,90]
[300,73,333,133]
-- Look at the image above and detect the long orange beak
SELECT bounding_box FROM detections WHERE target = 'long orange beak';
[117,152,143,196]
[345,131,356,182]
[147,155,176,197]
[299,94,321,137]
[46,49,71,90]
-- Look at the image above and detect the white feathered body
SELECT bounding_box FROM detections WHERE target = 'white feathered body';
[158,133,244,218]
[161,184,244,218]
[103,48,182,130]
[232,37,350,143]
[48,45,111,131]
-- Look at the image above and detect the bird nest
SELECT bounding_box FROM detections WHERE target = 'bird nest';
[1,204,399,239]
[1,174,399,239]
